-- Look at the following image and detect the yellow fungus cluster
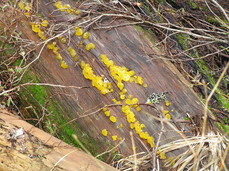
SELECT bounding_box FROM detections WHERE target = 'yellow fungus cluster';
[103,108,117,123]
[60,60,68,69]
[112,98,121,104]
[109,116,117,123]
[121,104,154,147]
[83,32,90,39]
[165,100,171,106]
[112,135,118,141]
[54,1,80,14]
[99,54,147,95]
[58,36,67,44]
[85,43,95,51]
[47,42,68,69]
[67,47,79,61]
[18,0,31,17]
[101,129,119,142]
[41,20,49,27]
[103,108,111,117]
[80,61,113,94]
[101,129,108,136]
[165,114,171,120]
[162,109,172,120]
[75,27,83,36]
[50,3,155,148]
[157,150,167,159]
[30,21,48,40]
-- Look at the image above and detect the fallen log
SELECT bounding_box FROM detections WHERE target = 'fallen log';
[0,108,118,171]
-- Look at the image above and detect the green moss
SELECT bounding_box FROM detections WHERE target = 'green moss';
[215,122,229,135]
[0,42,15,57]
[135,26,158,44]
[21,71,47,106]
[207,16,228,27]
[18,70,104,157]
[174,33,229,111]
[207,17,222,27]
[155,0,165,4]
[195,58,229,111]
[176,33,190,50]
[12,58,23,67]
[187,1,197,10]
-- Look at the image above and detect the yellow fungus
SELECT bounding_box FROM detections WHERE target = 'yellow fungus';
[60,37,67,43]
[75,27,83,36]
[117,82,124,90]
[132,98,139,104]
[143,83,148,88]
[24,12,30,17]
[56,53,62,60]
[41,20,48,27]
[119,124,123,128]
[130,123,134,129]
[116,101,121,104]
[109,116,117,123]
[135,76,143,85]
[31,23,41,33]
[112,135,118,141]
[165,114,171,120]
[83,32,90,39]
[80,61,86,68]
[47,42,56,50]
[140,124,145,128]
[54,1,62,9]
[38,31,46,40]
[101,129,108,136]
[104,111,110,117]
[136,106,141,111]
[18,1,25,10]
[60,60,68,69]
[157,150,166,159]
[73,56,79,61]
[128,95,133,99]
[102,108,107,112]
[147,136,154,147]
[99,54,107,60]
[120,94,126,100]
[132,146,136,151]
[53,46,59,54]
[162,110,169,114]
[67,47,77,58]
[122,89,127,94]
[165,100,171,106]
[24,3,31,11]
[85,43,95,50]
[81,61,112,94]
[74,10,80,14]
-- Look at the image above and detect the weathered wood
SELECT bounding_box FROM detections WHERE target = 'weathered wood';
[0,108,118,171]
[1,1,221,165]
[14,0,214,157]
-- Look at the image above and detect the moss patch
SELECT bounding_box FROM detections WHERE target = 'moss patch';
[187,1,197,10]
[18,70,104,157]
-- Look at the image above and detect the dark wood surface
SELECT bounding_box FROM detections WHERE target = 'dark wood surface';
[16,0,211,157]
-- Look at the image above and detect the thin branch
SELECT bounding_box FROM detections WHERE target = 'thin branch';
[0,82,88,96]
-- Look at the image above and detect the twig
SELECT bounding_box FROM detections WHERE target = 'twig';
[0,82,88,96]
